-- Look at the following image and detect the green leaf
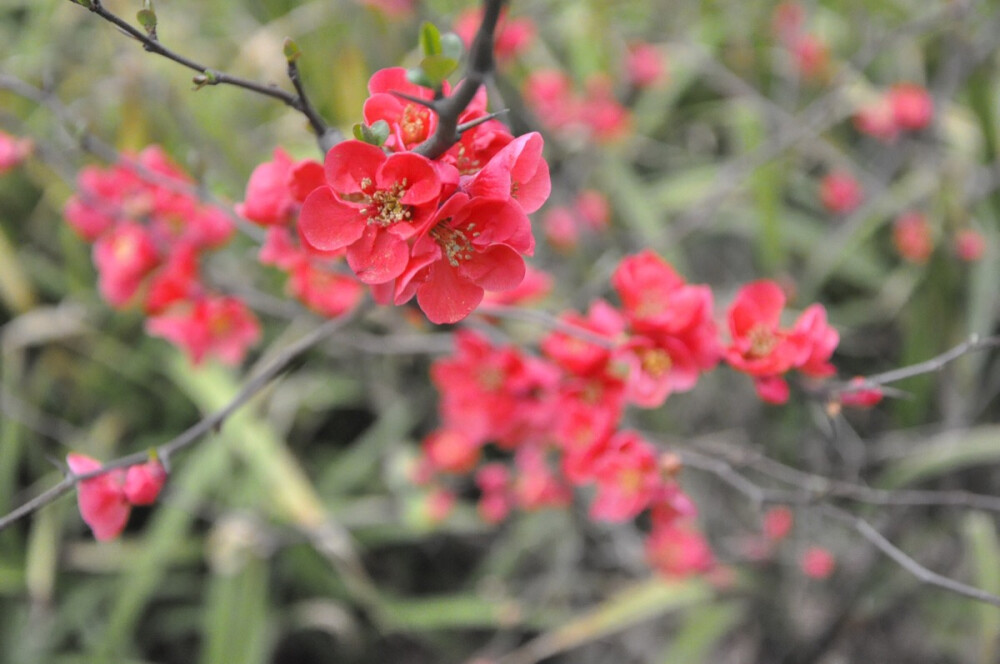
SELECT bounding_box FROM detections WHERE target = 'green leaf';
[352,121,390,147]
[439,33,464,61]
[419,55,459,85]
[405,67,435,90]
[136,8,157,35]
[282,38,301,63]
[419,21,443,56]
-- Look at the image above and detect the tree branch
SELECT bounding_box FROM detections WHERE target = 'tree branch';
[412,0,506,159]
[71,0,339,152]
[0,306,362,534]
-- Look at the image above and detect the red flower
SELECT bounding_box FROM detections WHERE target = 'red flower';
[237,148,322,226]
[93,222,162,308]
[0,130,32,173]
[124,459,168,505]
[725,280,799,377]
[465,132,551,214]
[422,429,481,474]
[454,8,535,62]
[67,453,130,541]
[789,33,829,78]
[801,546,835,579]
[146,295,261,365]
[954,229,986,262]
[838,377,884,408]
[645,520,714,577]
[888,83,933,131]
[363,68,444,151]
[589,430,661,522]
[854,97,899,143]
[396,193,533,324]
[626,42,666,88]
[299,140,445,284]
[820,171,863,215]
[893,212,934,264]
[763,506,794,541]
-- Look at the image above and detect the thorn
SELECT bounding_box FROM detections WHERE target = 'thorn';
[456,109,508,136]
[390,90,437,111]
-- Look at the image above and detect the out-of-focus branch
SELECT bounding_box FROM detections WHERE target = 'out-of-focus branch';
[679,448,1000,609]
[412,0,506,159]
[69,0,340,152]
[0,306,362,534]
[830,334,1000,396]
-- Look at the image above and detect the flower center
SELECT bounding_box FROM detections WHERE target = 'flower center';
[639,348,672,377]
[430,222,477,267]
[401,105,429,146]
[747,324,778,358]
[359,178,411,227]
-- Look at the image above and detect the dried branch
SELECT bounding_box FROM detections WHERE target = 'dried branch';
[0,306,362,534]
[412,0,506,159]
[70,0,339,152]
[679,448,1000,609]
[831,334,1000,397]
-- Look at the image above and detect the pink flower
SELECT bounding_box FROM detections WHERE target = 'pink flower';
[454,8,535,62]
[646,520,714,577]
[626,42,666,88]
[820,171,863,215]
[67,453,130,541]
[422,429,481,474]
[893,212,934,264]
[954,229,986,262]
[543,206,579,250]
[0,131,32,173]
[854,97,899,143]
[363,68,444,151]
[298,140,445,284]
[589,430,661,522]
[395,193,533,324]
[801,546,836,579]
[465,132,551,214]
[93,222,162,308]
[763,506,794,541]
[124,460,168,505]
[236,148,322,226]
[146,295,261,365]
[574,189,610,230]
[838,376,884,408]
[789,33,828,79]
[66,454,168,540]
[888,83,933,131]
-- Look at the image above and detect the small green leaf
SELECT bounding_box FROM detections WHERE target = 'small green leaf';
[136,8,157,34]
[440,33,464,61]
[420,55,459,84]
[405,67,435,90]
[73,0,94,8]
[352,121,390,147]
[283,38,301,63]
[419,21,443,56]
[368,120,390,145]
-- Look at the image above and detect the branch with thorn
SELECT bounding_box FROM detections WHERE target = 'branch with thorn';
[409,0,507,159]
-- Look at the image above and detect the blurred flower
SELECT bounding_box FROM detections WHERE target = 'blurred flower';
[854,96,899,143]
[820,171,863,215]
[789,33,829,79]
[953,228,986,262]
[893,212,934,264]
[838,377,884,408]
[801,546,836,579]
[763,506,794,541]
[888,83,933,131]
[0,131,32,173]
[626,41,667,88]
[454,8,535,62]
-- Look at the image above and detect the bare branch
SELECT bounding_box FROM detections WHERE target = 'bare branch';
[70,0,339,152]
[0,306,363,534]
[823,506,1000,609]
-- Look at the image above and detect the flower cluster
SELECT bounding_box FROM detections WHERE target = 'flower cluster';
[854,83,934,142]
[64,146,261,364]
[724,280,838,404]
[66,453,167,541]
[523,70,631,143]
[281,67,550,324]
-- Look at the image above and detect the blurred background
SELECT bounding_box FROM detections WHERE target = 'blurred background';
[2,0,1000,662]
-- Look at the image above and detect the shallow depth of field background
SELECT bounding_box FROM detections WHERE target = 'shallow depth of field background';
[2,0,1000,662]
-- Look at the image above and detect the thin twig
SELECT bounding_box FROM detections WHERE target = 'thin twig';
[474,304,619,349]
[823,505,1000,609]
[71,0,338,151]
[0,307,362,534]
[831,334,1000,396]
[412,0,506,159]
